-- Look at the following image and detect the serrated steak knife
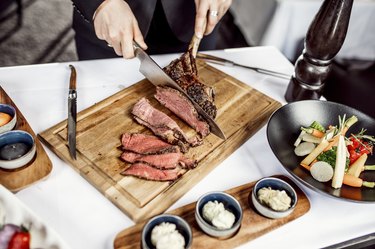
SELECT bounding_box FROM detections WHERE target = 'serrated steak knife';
[68,64,77,160]
[133,42,226,140]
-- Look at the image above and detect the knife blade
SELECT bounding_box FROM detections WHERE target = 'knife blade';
[133,42,226,140]
[68,64,77,160]
[197,53,292,80]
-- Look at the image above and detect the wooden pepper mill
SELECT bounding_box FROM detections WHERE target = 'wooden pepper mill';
[285,0,354,102]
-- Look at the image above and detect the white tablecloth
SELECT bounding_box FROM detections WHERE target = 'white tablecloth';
[260,0,375,61]
[1,47,374,249]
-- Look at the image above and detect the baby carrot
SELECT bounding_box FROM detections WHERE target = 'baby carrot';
[342,174,375,188]
[301,127,325,138]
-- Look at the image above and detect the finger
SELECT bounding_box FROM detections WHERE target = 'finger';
[108,30,123,56]
[112,40,123,56]
[194,0,210,38]
[218,0,231,20]
[94,18,106,40]
[205,4,219,35]
[133,20,147,50]
[121,31,135,59]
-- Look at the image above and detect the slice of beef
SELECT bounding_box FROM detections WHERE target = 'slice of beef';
[121,133,179,155]
[163,49,217,119]
[121,162,184,181]
[121,151,197,169]
[154,87,210,137]
[132,97,202,149]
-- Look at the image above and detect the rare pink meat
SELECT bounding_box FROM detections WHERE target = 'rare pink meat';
[132,97,202,149]
[121,163,184,181]
[121,133,179,155]
[121,151,197,169]
[154,87,210,137]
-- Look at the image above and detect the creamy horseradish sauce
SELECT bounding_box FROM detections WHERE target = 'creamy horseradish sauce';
[151,222,185,249]
[257,187,291,211]
[202,200,235,230]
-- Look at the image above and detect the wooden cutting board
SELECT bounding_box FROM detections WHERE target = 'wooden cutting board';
[113,175,310,249]
[0,87,52,192]
[38,60,281,222]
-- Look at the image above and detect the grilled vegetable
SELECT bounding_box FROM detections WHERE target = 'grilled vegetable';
[310,161,334,182]
[301,139,329,166]
[309,121,325,133]
[294,142,315,156]
[332,135,347,189]
[347,153,368,177]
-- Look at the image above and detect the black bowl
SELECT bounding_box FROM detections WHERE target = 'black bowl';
[267,100,375,202]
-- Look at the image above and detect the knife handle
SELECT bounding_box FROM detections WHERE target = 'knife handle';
[69,65,77,90]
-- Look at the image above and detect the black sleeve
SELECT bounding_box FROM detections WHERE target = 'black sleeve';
[71,0,104,23]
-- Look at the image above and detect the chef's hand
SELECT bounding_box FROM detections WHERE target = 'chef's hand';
[194,0,232,38]
[93,0,147,59]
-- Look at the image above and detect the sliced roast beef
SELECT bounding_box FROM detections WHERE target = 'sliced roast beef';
[121,133,179,155]
[132,97,202,149]
[154,87,210,137]
[163,49,217,119]
[121,151,197,169]
[121,163,184,181]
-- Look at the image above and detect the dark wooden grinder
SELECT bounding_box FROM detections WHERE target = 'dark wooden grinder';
[285,0,354,102]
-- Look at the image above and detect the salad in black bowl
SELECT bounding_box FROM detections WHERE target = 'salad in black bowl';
[267,100,375,202]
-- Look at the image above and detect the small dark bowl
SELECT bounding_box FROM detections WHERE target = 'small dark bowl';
[141,214,192,249]
[251,177,297,219]
[267,100,375,202]
[195,191,242,239]
[0,130,36,170]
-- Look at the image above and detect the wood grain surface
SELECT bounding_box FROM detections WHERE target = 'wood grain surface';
[38,60,281,222]
[113,175,311,249]
[0,86,52,192]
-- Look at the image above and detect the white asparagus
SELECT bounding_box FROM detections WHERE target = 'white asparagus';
[332,135,347,189]
[301,139,329,166]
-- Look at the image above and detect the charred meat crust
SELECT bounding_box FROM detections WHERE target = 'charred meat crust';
[163,49,217,119]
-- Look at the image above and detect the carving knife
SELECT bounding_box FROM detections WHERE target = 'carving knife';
[133,42,226,140]
[67,64,77,160]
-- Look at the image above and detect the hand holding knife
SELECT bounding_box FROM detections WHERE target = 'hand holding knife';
[68,65,77,160]
[132,41,226,140]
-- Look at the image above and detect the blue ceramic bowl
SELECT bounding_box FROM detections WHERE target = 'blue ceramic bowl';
[141,214,192,249]
[195,191,242,239]
[0,104,17,134]
[251,177,297,219]
[0,130,36,170]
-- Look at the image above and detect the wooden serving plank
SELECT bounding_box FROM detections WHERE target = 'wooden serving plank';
[113,175,311,249]
[0,86,52,192]
[38,61,281,222]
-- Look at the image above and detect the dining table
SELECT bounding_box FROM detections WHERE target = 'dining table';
[1,46,374,249]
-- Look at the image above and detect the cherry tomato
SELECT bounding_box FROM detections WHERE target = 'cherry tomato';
[347,137,360,151]
[7,231,30,249]
[349,149,361,164]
